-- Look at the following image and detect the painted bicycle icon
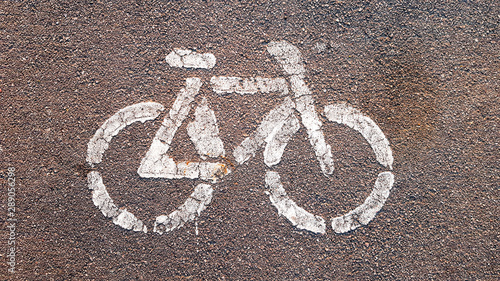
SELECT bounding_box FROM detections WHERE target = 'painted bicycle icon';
[86,41,394,235]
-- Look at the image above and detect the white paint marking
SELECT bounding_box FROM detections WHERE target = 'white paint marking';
[331,172,394,233]
[137,78,202,178]
[198,162,229,183]
[314,42,327,53]
[113,209,147,232]
[122,79,225,233]
[265,41,394,234]
[289,74,311,98]
[321,103,394,233]
[267,41,334,175]
[265,171,326,234]
[86,102,165,165]
[166,49,216,69]
[169,78,203,127]
[263,114,300,167]
[85,78,223,233]
[154,183,213,234]
[233,97,296,165]
[295,95,335,175]
[267,41,306,75]
[210,76,289,96]
[88,171,119,218]
[187,97,225,160]
[324,103,393,169]
[87,171,147,233]
[176,161,200,179]
[86,40,395,236]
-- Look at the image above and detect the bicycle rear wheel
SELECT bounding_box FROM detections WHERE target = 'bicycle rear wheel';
[86,102,165,233]
[86,78,228,235]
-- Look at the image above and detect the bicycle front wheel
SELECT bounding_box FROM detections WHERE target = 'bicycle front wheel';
[264,102,394,234]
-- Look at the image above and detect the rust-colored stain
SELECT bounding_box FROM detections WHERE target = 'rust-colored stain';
[220,155,236,170]
[375,55,438,160]
[213,163,229,180]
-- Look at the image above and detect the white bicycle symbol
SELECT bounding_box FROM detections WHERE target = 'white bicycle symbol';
[86,41,394,235]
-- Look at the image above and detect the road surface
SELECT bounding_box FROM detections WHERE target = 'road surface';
[1,0,498,280]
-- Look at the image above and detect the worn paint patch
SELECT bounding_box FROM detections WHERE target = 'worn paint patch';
[166,49,216,69]
[86,40,395,235]
[233,97,296,165]
[87,102,165,165]
[187,97,225,160]
[295,95,335,175]
[267,41,306,76]
[265,171,326,234]
[153,183,213,234]
[324,103,393,169]
[263,114,300,167]
[88,171,147,233]
[210,76,288,96]
[331,172,394,233]
[138,78,202,178]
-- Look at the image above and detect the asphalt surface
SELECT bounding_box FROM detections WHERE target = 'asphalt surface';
[1,0,498,280]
